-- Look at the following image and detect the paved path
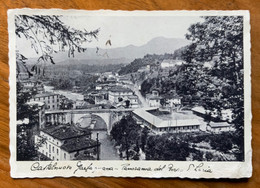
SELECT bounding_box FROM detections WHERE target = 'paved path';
[127,84,149,108]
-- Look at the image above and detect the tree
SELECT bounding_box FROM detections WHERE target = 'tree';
[15,15,99,160]
[15,15,99,77]
[125,100,130,108]
[181,16,244,159]
[59,97,74,110]
[140,126,150,151]
[110,115,142,160]
[145,134,191,161]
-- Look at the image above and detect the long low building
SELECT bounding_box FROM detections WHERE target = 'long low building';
[132,109,200,133]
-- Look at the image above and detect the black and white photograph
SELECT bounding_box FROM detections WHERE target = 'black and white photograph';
[9,9,251,178]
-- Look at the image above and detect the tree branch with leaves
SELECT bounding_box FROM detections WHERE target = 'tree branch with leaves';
[15,15,99,78]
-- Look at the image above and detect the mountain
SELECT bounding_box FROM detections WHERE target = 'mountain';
[27,37,189,65]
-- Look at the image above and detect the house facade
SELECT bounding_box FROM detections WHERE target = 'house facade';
[20,80,44,94]
[208,122,232,133]
[146,89,161,107]
[35,125,100,161]
[108,86,134,103]
[30,92,61,110]
[160,59,185,69]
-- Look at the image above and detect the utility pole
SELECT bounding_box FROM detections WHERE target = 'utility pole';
[123,131,129,160]
[96,132,100,160]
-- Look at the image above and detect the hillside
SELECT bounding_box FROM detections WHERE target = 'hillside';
[118,47,186,75]
[26,37,189,66]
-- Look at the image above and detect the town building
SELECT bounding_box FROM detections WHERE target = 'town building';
[146,89,162,107]
[85,90,108,105]
[35,125,100,161]
[74,100,88,109]
[20,80,45,94]
[160,59,185,69]
[207,121,232,133]
[127,95,139,108]
[72,86,82,93]
[108,86,134,103]
[117,77,133,85]
[137,65,150,73]
[192,106,233,122]
[162,94,182,108]
[132,109,201,133]
[30,92,61,110]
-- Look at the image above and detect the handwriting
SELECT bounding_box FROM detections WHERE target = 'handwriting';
[121,163,152,171]
[168,164,182,172]
[154,165,166,171]
[31,162,72,171]
[30,161,213,175]
[187,163,212,173]
[73,161,93,174]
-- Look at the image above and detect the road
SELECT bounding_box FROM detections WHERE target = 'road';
[92,131,120,160]
[126,84,149,108]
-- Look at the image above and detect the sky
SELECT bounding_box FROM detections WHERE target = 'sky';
[16,15,203,58]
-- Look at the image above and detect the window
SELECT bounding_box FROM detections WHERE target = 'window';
[57,149,59,155]
[49,144,51,153]
[46,143,48,149]
[53,146,54,152]
[64,153,66,159]
[46,152,48,156]
[49,154,51,158]
[53,156,54,160]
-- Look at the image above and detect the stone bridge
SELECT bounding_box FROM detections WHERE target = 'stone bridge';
[45,108,134,133]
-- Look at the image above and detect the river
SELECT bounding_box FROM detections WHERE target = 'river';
[44,85,84,101]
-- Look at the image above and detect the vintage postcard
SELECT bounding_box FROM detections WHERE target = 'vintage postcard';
[8,9,252,178]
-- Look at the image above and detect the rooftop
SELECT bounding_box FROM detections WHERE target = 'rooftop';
[192,106,209,114]
[127,95,138,99]
[162,93,181,99]
[210,121,231,128]
[161,59,186,65]
[41,125,91,140]
[27,101,45,107]
[61,137,99,153]
[34,92,59,98]
[146,94,162,100]
[133,109,200,128]
[109,86,133,93]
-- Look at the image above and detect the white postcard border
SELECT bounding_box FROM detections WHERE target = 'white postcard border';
[8,9,252,179]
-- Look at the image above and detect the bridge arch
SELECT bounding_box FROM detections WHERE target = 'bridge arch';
[76,114,108,130]
[73,112,111,132]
